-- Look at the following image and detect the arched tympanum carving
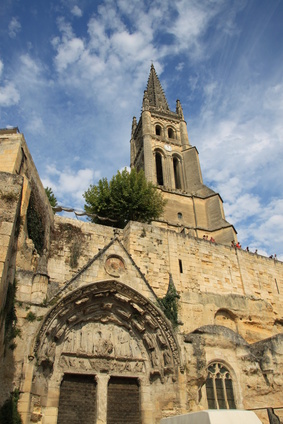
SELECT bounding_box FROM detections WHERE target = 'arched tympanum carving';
[33,281,181,382]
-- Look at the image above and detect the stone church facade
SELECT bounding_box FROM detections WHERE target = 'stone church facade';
[0,66,282,423]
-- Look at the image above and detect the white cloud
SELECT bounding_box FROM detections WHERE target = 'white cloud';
[264,83,283,111]
[0,59,20,107]
[8,17,21,38]
[50,0,243,116]
[190,68,283,258]
[25,114,45,134]
[54,37,85,71]
[225,193,261,225]
[235,198,283,259]
[71,6,82,17]
[20,54,44,80]
[42,165,101,207]
[0,81,20,107]
[176,62,184,72]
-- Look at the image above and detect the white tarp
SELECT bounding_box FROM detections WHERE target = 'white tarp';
[160,410,263,424]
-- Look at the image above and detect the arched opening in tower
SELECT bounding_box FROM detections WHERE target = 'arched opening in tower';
[173,157,182,189]
[168,128,174,139]
[156,152,164,186]
[155,125,161,136]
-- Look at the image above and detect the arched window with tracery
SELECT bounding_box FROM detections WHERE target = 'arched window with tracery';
[206,362,236,410]
[155,152,164,186]
[173,156,182,189]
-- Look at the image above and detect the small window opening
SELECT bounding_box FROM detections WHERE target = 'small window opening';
[168,128,174,139]
[179,259,183,274]
[178,212,182,220]
[155,125,161,136]
[173,157,182,189]
[155,152,163,186]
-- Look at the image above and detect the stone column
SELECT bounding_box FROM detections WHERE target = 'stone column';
[31,250,49,304]
[142,91,154,183]
[140,378,154,423]
[96,373,110,424]
[17,360,35,424]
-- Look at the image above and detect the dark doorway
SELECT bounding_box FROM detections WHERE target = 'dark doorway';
[57,374,97,424]
[107,377,141,424]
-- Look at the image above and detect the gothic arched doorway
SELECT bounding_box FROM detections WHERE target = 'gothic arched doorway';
[32,281,181,423]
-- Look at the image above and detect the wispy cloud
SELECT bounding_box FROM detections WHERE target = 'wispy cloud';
[0,59,20,108]
[42,164,100,207]
[71,5,83,17]
[8,17,21,38]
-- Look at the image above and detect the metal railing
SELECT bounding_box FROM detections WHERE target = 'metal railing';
[247,407,283,424]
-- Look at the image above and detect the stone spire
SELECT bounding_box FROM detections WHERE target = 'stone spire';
[146,64,170,111]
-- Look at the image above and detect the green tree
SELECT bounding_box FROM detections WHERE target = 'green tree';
[83,168,166,228]
[0,389,22,424]
[45,187,58,209]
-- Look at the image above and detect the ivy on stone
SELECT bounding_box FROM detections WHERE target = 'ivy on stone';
[2,279,21,353]
[158,275,180,328]
[27,190,45,255]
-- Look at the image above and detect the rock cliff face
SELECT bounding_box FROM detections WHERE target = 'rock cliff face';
[0,125,282,424]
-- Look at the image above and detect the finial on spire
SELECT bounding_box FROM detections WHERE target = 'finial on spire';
[176,99,184,119]
[142,90,150,111]
[131,116,137,136]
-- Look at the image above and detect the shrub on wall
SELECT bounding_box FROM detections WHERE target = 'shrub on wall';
[2,279,21,353]
[27,188,45,255]
[158,276,180,328]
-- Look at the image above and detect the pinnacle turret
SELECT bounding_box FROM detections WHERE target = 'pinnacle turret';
[146,64,170,111]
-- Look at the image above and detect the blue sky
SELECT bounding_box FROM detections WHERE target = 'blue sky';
[1,0,283,258]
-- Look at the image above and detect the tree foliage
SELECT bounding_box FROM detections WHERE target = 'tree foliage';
[158,277,180,328]
[83,168,166,228]
[0,389,22,424]
[45,187,58,209]
[27,190,45,255]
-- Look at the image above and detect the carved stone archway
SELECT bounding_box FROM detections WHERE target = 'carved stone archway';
[33,280,181,383]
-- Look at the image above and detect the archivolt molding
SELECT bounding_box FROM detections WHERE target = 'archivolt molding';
[33,281,181,382]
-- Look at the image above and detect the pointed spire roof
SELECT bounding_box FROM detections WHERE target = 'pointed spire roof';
[146,64,170,111]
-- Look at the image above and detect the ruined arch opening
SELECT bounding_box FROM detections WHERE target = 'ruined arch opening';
[214,309,237,332]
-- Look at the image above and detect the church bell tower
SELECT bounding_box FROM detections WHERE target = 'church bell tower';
[130,65,237,245]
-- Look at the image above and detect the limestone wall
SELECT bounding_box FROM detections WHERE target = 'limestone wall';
[0,210,282,424]
[43,217,283,345]
[0,172,23,357]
